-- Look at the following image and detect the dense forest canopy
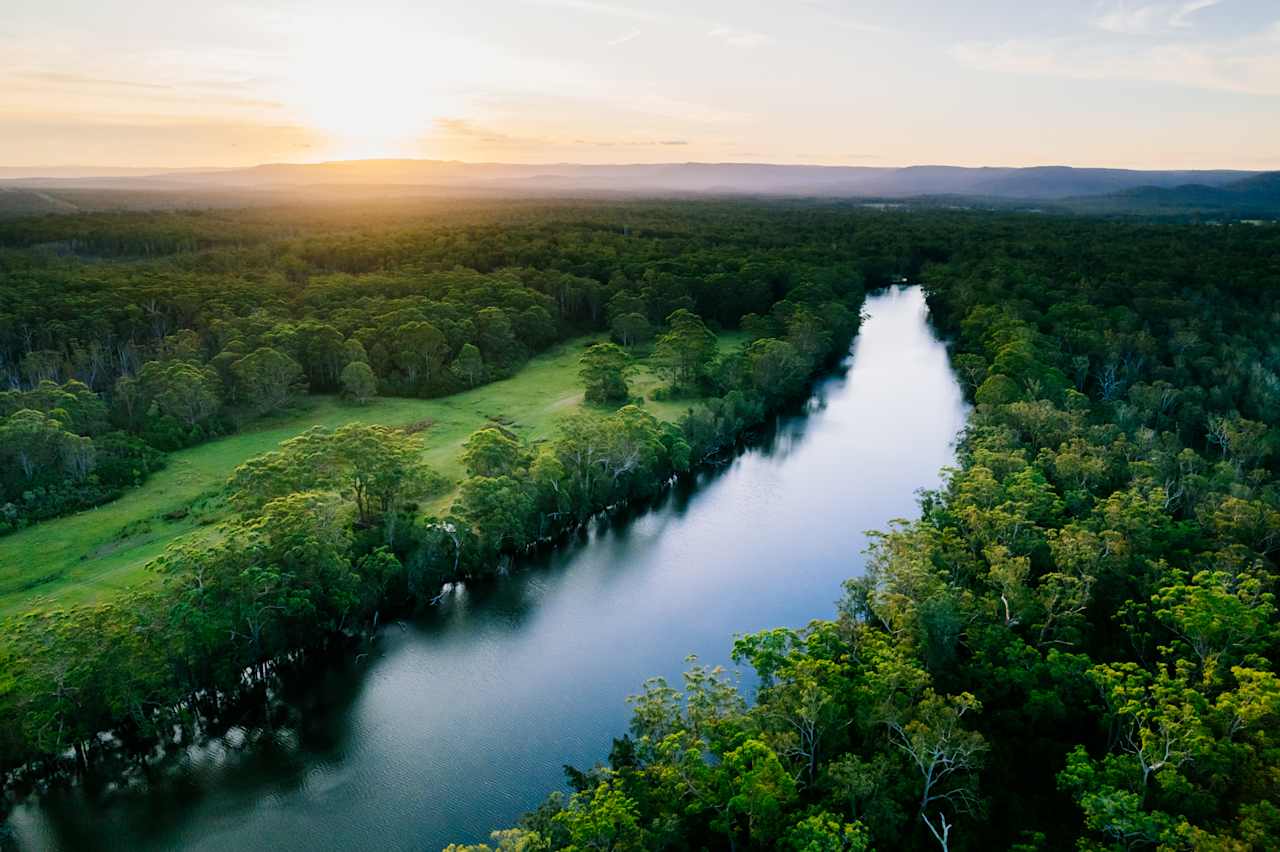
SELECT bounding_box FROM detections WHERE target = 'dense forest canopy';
[0,200,879,531]
[0,200,1277,851]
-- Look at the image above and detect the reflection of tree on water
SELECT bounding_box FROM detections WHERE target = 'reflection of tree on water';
[24,337,862,841]
[16,287,965,852]
[18,643,373,852]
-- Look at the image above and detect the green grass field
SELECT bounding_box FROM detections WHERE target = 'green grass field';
[0,333,746,616]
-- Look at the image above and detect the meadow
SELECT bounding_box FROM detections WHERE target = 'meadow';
[0,333,743,616]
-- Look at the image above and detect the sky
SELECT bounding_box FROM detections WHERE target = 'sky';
[1,0,1278,170]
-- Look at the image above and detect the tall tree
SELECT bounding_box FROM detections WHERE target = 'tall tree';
[579,342,632,405]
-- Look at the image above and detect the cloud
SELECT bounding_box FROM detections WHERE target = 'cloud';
[12,70,172,90]
[630,93,750,123]
[1170,0,1223,28]
[3,69,286,112]
[1092,0,1222,35]
[799,1,894,34]
[0,114,318,167]
[951,28,1280,96]
[607,30,642,46]
[433,117,538,146]
[708,27,772,48]
[526,0,655,21]
[572,137,689,147]
[436,117,688,150]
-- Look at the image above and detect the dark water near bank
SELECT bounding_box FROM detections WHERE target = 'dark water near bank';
[9,286,967,851]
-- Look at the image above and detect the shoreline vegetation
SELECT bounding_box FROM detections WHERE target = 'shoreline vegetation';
[454,215,1280,851]
[0,200,865,806]
[0,331,747,616]
[1,201,1277,850]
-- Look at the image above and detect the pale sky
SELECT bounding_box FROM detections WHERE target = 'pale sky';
[2,0,1278,169]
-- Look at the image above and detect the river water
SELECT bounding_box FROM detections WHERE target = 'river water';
[8,285,968,851]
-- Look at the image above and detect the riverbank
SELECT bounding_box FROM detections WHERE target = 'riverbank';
[0,333,746,616]
[0,272,861,800]
[3,287,962,850]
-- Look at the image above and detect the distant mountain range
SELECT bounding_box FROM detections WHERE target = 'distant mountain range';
[1,160,1277,217]
[1060,171,1280,217]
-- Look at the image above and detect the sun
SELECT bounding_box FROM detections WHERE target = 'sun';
[283,16,442,160]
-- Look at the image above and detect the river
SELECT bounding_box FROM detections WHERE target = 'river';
[7,285,968,851]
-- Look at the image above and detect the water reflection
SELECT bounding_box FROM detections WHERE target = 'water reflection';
[7,286,968,851]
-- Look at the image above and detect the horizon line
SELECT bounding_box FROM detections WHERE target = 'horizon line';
[0,158,1271,178]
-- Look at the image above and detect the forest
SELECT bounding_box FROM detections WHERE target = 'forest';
[0,200,1277,851]
[443,209,1280,850]
[0,200,867,790]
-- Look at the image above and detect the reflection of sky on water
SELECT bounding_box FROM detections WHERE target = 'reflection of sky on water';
[13,287,969,852]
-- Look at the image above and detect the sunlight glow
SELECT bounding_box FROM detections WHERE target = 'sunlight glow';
[282,16,442,159]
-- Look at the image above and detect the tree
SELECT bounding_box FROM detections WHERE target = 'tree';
[231,347,306,416]
[724,739,798,845]
[0,409,75,482]
[883,690,986,852]
[288,321,350,390]
[136,359,221,429]
[974,374,1020,406]
[462,427,530,478]
[385,320,449,392]
[785,308,833,364]
[611,312,653,348]
[784,813,870,852]
[579,342,631,405]
[747,338,807,402]
[452,475,535,564]
[451,343,485,388]
[653,309,717,392]
[475,308,522,369]
[339,360,377,404]
[226,424,446,533]
[553,778,644,851]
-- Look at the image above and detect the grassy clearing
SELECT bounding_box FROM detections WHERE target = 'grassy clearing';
[0,333,746,616]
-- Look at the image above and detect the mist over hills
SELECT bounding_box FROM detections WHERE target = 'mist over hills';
[0,160,1276,217]
[0,159,1256,195]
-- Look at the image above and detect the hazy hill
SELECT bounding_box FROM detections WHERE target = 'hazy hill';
[2,160,1256,197]
[1,160,1274,218]
[1065,171,1280,216]
[0,187,81,217]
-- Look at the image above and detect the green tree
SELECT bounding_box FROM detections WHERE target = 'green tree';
[231,347,306,416]
[579,342,631,405]
[610,312,653,348]
[747,338,807,402]
[451,343,486,388]
[653,309,717,392]
[784,813,870,852]
[227,424,446,533]
[339,360,378,404]
[725,738,798,845]
[883,690,986,851]
[553,778,644,851]
[462,428,530,478]
[136,359,222,429]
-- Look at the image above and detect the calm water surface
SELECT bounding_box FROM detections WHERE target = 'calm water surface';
[9,286,967,851]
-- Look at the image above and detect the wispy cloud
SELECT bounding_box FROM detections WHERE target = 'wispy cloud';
[799,1,894,34]
[12,70,172,90]
[436,117,689,151]
[951,27,1280,96]
[708,26,772,48]
[1092,0,1222,35]
[526,0,655,21]
[433,117,538,146]
[1170,0,1223,28]
[607,30,642,46]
